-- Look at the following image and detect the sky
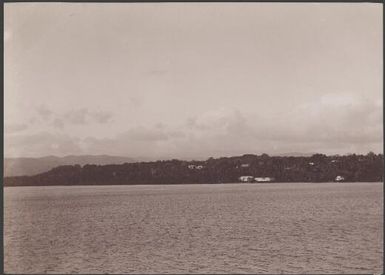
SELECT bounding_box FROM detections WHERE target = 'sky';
[4,3,383,160]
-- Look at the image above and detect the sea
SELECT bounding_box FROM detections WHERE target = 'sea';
[4,182,383,274]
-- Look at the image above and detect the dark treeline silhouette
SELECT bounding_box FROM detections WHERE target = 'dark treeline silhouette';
[4,153,383,186]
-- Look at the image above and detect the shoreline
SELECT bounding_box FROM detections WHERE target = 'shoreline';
[4,181,383,188]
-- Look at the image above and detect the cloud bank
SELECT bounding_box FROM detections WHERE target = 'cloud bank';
[5,95,382,159]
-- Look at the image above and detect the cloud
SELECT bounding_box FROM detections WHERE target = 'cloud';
[62,108,114,125]
[118,127,169,141]
[4,132,83,157]
[52,118,64,129]
[5,123,28,134]
[175,100,382,158]
[5,96,382,159]
[286,94,383,145]
[33,105,114,128]
[64,108,88,125]
[81,135,164,158]
[64,108,114,125]
[36,105,53,121]
[80,125,185,158]
[89,110,113,124]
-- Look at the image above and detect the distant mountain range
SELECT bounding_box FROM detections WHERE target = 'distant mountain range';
[4,155,138,177]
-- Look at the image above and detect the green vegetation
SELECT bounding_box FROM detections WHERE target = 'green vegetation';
[4,153,383,186]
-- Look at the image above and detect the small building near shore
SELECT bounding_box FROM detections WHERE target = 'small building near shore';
[254,177,274,182]
[335,175,345,182]
[239,176,254,182]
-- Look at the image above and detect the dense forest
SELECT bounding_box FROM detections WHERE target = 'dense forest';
[3,153,383,186]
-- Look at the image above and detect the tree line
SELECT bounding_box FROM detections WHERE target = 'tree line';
[3,153,383,186]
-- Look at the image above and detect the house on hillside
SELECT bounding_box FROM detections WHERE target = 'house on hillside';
[188,164,204,170]
[239,176,254,182]
[241,163,250,168]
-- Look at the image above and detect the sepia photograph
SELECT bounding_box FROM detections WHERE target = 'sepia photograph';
[3,2,383,274]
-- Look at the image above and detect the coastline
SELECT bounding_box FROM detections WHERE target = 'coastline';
[4,181,383,188]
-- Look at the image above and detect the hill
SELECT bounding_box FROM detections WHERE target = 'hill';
[4,155,137,177]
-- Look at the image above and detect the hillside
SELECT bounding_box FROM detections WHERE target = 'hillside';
[4,155,137,177]
[4,153,383,186]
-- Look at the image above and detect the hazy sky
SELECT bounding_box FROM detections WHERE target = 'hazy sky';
[4,3,383,160]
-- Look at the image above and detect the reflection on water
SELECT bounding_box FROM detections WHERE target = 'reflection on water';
[4,182,383,274]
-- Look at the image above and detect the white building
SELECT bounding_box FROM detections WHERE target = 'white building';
[239,176,254,182]
[241,163,250,168]
[188,164,204,170]
[254,177,274,182]
[335,175,345,182]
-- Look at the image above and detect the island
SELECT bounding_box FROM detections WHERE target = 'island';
[3,153,383,186]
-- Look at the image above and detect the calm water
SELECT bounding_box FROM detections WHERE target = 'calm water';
[4,182,383,274]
